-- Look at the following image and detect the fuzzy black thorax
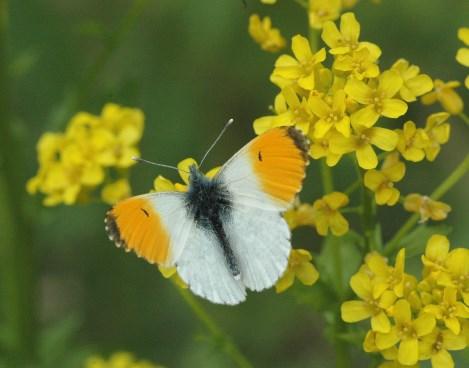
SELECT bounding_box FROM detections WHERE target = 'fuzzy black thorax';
[184,165,240,277]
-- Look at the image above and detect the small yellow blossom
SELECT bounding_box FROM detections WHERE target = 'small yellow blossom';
[101,179,132,205]
[284,202,315,229]
[456,27,469,88]
[437,247,469,305]
[272,34,326,90]
[260,0,277,4]
[421,79,464,115]
[396,121,428,162]
[390,59,433,102]
[423,112,450,162]
[321,12,381,57]
[419,327,467,368]
[308,0,341,30]
[375,299,435,366]
[330,125,398,169]
[345,70,408,127]
[364,249,406,298]
[421,234,450,275]
[424,287,469,335]
[333,47,380,80]
[364,153,405,206]
[248,14,286,53]
[308,131,343,167]
[309,89,350,137]
[275,249,319,293]
[403,194,451,223]
[311,192,349,236]
[85,352,162,368]
[341,271,397,332]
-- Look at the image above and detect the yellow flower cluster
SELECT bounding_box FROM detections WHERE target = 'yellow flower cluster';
[85,352,162,368]
[456,27,469,88]
[253,12,434,170]
[342,235,469,367]
[248,14,286,53]
[27,103,143,206]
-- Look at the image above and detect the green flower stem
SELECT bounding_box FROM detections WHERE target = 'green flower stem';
[49,0,151,130]
[320,159,334,194]
[0,0,36,363]
[308,22,320,54]
[458,112,469,127]
[293,0,308,9]
[172,281,253,368]
[344,179,360,196]
[385,152,469,256]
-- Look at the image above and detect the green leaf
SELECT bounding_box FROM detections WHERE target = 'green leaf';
[316,231,364,300]
[399,224,452,258]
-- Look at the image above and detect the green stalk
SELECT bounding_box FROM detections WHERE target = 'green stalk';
[173,282,253,368]
[320,159,334,194]
[385,152,469,255]
[458,112,469,127]
[0,0,36,363]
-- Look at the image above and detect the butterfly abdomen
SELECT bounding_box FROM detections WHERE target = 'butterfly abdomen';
[184,165,240,277]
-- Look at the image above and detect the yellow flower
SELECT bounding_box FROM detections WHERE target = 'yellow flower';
[423,112,450,162]
[364,249,406,298]
[341,271,397,332]
[260,0,277,3]
[153,158,220,193]
[419,327,467,368]
[390,59,433,102]
[101,178,132,205]
[438,248,469,305]
[403,194,451,223]
[311,192,349,236]
[345,70,408,127]
[421,79,464,115]
[275,249,319,293]
[330,125,398,169]
[308,130,343,167]
[364,153,405,206]
[85,352,161,368]
[456,27,469,88]
[272,34,326,90]
[321,12,381,58]
[396,121,428,162]
[309,89,350,138]
[284,202,315,230]
[308,0,341,30]
[421,234,450,275]
[333,47,380,80]
[248,14,286,53]
[424,287,469,335]
[375,300,435,366]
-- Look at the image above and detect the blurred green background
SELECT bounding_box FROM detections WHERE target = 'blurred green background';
[1,0,469,367]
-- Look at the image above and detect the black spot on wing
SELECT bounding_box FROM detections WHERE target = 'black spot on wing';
[140,208,149,217]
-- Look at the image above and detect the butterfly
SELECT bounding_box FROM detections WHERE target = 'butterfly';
[105,126,309,305]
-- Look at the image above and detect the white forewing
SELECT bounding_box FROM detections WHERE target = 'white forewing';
[226,204,291,291]
[176,226,247,305]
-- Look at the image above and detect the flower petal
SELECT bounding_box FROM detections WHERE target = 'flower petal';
[381,99,408,118]
[398,338,418,366]
[341,301,372,322]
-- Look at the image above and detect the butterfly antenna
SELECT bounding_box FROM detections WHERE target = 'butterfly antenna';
[199,118,235,168]
[132,157,189,174]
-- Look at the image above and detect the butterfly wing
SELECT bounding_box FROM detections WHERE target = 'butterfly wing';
[216,127,309,291]
[105,192,193,267]
[216,126,309,211]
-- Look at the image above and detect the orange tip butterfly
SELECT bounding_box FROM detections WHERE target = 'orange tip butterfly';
[105,125,309,305]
